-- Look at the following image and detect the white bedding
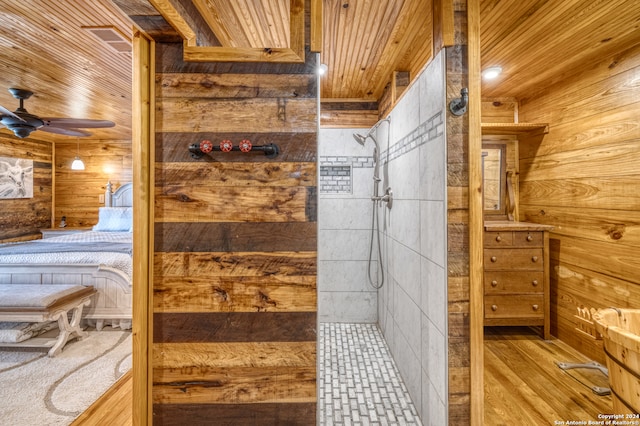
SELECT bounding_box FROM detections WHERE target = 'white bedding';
[0,231,132,280]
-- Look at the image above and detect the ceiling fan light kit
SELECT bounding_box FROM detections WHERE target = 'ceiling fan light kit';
[0,88,115,139]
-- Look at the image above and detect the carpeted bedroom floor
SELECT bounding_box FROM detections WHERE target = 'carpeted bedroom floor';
[0,327,131,426]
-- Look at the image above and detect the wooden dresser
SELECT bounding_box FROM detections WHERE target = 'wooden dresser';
[483,221,554,339]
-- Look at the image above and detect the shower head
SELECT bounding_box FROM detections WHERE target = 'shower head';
[353,133,367,146]
[353,131,379,155]
[352,117,391,146]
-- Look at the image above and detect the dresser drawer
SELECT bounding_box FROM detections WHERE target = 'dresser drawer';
[484,248,544,271]
[484,271,544,294]
[485,230,544,248]
[484,231,513,247]
[484,295,544,319]
[512,231,543,247]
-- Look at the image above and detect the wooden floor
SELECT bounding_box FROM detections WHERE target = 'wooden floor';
[71,327,613,425]
[71,370,133,426]
[485,326,612,425]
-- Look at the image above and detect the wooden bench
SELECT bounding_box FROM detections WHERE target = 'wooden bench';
[0,284,97,356]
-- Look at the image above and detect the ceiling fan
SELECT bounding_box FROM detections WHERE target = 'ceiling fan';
[0,88,115,138]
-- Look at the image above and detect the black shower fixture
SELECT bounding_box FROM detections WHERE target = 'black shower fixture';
[449,87,469,116]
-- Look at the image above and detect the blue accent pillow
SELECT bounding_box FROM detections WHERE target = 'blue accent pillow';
[92,207,132,232]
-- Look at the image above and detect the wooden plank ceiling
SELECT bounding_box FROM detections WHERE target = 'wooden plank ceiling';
[319,0,432,102]
[480,0,640,101]
[193,0,291,48]
[0,0,133,143]
[0,0,637,142]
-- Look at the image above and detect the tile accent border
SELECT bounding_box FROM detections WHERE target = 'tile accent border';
[382,111,444,164]
[319,111,443,195]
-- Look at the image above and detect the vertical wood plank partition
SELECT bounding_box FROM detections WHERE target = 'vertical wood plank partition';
[132,30,155,426]
[444,0,479,423]
[466,0,483,424]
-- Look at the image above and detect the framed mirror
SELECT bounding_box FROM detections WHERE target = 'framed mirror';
[482,143,508,218]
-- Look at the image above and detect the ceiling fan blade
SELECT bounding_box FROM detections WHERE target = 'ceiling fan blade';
[40,117,115,129]
[39,126,92,137]
[0,104,25,122]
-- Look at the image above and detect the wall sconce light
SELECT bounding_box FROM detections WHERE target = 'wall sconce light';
[482,66,503,80]
[71,139,85,170]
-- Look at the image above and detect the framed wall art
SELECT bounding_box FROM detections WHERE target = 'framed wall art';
[0,156,33,199]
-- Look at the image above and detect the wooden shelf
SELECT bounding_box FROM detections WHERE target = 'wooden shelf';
[484,220,555,232]
[481,122,549,135]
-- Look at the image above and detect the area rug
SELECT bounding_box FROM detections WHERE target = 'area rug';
[0,327,132,426]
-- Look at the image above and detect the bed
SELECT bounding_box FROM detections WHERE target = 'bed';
[0,182,133,330]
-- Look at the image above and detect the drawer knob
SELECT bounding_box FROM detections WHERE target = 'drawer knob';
[532,304,539,311]
[526,234,533,242]
[531,256,539,262]
[491,256,497,263]
[532,279,539,286]
[495,235,502,242]
[491,280,498,287]
[491,305,498,311]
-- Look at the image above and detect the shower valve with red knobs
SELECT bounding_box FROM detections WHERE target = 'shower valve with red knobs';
[199,139,213,153]
[188,139,280,159]
[220,140,233,152]
[239,139,252,152]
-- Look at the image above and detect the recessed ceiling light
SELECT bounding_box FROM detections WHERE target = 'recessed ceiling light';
[318,63,328,76]
[482,66,502,80]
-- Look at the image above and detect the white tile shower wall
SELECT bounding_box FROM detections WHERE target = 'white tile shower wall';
[377,50,448,424]
[318,51,449,423]
[318,128,379,323]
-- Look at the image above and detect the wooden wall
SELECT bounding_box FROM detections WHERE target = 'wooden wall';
[0,135,51,242]
[55,141,132,227]
[446,0,472,422]
[0,136,131,240]
[516,42,640,363]
[151,42,318,424]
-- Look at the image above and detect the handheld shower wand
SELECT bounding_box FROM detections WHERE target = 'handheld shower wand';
[352,135,392,207]
[352,117,392,289]
[353,132,383,200]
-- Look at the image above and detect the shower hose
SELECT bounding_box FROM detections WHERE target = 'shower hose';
[366,198,384,289]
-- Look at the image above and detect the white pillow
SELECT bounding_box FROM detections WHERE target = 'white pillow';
[92,207,132,232]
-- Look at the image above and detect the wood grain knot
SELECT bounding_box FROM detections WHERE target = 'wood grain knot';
[607,224,625,240]
[256,291,277,310]
[213,287,228,301]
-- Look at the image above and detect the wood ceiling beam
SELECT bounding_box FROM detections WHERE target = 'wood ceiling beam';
[311,0,322,52]
[191,0,240,47]
[151,0,305,63]
[148,0,197,45]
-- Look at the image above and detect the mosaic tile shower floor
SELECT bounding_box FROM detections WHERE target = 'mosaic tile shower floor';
[319,323,423,426]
